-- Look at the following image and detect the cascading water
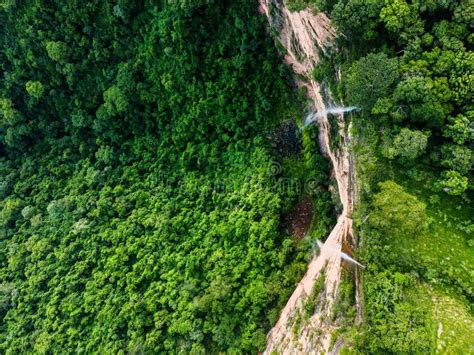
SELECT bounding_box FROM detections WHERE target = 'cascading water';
[304,106,360,126]
[316,240,365,268]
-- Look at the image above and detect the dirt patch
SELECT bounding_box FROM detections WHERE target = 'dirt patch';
[284,197,313,238]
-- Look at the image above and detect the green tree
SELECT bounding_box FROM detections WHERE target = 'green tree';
[440,144,473,175]
[394,76,431,104]
[331,0,384,41]
[393,76,448,125]
[0,283,15,319]
[380,0,411,33]
[390,128,430,160]
[345,53,399,109]
[0,97,29,148]
[380,0,424,41]
[0,97,18,125]
[101,85,128,115]
[25,81,45,98]
[45,41,69,62]
[438,170,469,195]
[443,113,473,144]
[0,198,22,232]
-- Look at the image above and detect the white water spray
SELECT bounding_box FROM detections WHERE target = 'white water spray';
[316,240,365,268]
[304,106,359,126]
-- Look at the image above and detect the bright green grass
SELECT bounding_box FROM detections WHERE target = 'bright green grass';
[353,119,473,351]
[385,167,474,297]
[383,168,474,351]
[429,287,474,354]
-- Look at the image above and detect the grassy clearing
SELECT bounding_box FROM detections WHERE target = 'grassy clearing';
[387,168,474,298]
[430,287,474,354]
[353,115,473,298]
[352,115,473,352]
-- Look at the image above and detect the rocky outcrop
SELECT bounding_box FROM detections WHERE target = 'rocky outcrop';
[259,1,358,353]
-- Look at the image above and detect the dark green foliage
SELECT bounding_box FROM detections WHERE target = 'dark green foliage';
[345,53,399,109]
[0,1,334,353]
[334,0,473,192]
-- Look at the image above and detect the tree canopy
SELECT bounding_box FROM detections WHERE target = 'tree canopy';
[0,1,334,353]
[335,0,473,195]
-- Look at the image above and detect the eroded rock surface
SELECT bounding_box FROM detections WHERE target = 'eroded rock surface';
[259,1,358,353]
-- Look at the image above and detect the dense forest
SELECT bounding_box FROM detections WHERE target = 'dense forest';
[297,0,473,195]
[1,0,473,353]
[0,1,336,353]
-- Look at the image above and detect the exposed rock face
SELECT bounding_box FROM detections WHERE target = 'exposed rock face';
[259,1,358,353]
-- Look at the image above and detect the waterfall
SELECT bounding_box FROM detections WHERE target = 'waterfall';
[316,240,365,268]
[304,106,359,126]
